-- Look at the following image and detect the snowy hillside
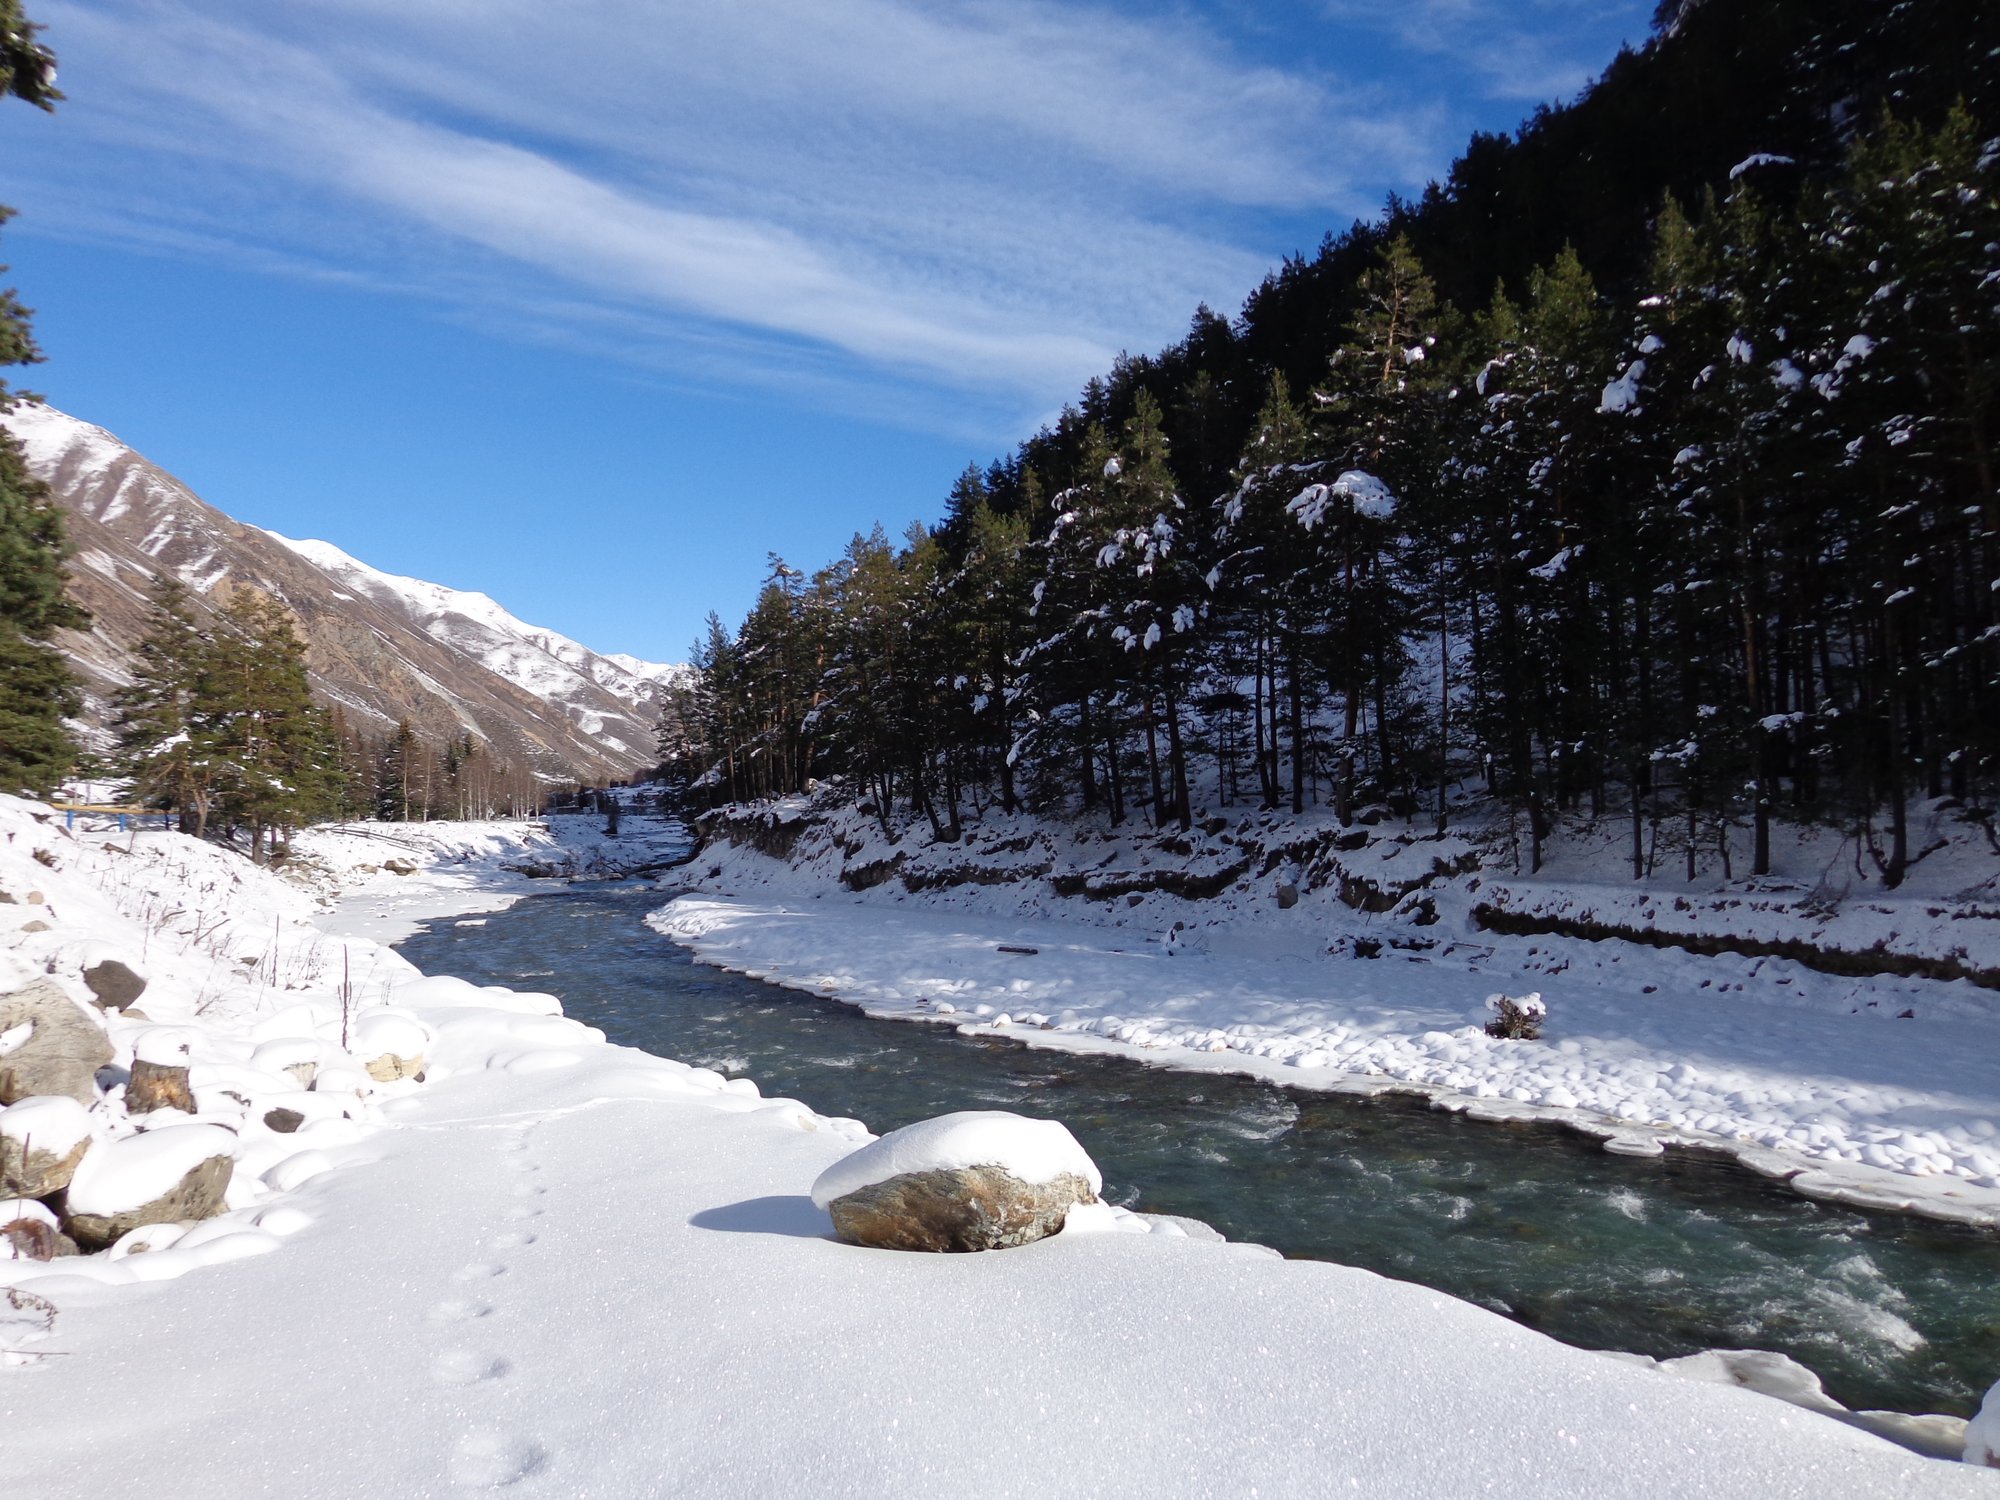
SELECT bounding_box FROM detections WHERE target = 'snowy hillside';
[265,532,687,764]
[2,402,682,781]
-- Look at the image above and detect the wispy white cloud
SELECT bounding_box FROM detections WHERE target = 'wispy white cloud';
[10,0,1606,436]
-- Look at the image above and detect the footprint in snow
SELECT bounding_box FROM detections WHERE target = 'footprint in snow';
[510,1183,545,1199]
[488,1230,536,1251]
[448,1430,545,1489]
[433,1348,511,1386]
[504,1204,543,1221]
[427,1299,493,1324]
[452,1262,507,1283]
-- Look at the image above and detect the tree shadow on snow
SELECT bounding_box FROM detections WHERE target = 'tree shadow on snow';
[688,1195,835,1239]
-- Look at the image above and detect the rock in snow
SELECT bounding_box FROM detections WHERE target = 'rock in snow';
[81,959,147,1012]
[812,1111,1102,1252]
[0,1196,68,1261]
[0,1095,95,1197]
[354,1011,429,1083]
[0,979,113,1105]
[62,1124,236,1249]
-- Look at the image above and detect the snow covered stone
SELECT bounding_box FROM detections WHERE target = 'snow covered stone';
[1967,1379,2000,1468]
[811,1111,1101,1253]
[0,978,113,1105]
[250,1037,318,1089]
[0,1095,94,1196]
[127,1027,199,1114]
[62,1123,236,1249]
[355,1012,428,1084]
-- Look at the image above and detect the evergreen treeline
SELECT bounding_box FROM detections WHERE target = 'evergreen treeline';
[0,0,84,797]
[332,714,549,825]
[116,578,547,855]
[662,0,2000,888]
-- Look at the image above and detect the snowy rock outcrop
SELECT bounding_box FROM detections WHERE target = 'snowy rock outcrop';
[811,1111,1101,1252]
[0,980,114,1106]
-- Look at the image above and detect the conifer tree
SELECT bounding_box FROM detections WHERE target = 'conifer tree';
[1213,372,1315,809]
[114,575,216,835]
[204,592,339,860]
[0,6,83,794]
[1307,235,1447,820]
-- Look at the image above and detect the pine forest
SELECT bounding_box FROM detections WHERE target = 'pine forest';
[660,0,2000,889]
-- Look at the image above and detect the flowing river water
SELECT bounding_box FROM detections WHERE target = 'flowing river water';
[397,878,2000,1419]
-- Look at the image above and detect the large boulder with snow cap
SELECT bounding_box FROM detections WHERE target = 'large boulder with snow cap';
[62,1123,236,1249]
[810,1110,1101,1253]
[0,978,113,1105]
[0,1095,94,1196]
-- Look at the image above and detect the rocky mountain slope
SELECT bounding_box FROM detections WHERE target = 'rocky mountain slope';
[5,402,682,783]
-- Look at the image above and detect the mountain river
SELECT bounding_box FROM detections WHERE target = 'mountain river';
[397,877,2000,1419]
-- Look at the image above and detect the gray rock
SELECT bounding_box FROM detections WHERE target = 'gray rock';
[82,960,147,1011]
[1275,883,1299,910]
[0,980,113,1105]
[382,858,418,876]
[262,1107,304,1134]
[826,1165,1097,1253]
[64,1153,233,1250]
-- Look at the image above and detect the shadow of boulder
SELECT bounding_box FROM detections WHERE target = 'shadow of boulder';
[688,1195,835,1239]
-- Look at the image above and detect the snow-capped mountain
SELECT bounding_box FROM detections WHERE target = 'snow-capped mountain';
[4,402,683,782]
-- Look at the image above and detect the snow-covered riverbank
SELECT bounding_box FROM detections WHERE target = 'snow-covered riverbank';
[1,801,1994,1493]
[654,797,2000,1230]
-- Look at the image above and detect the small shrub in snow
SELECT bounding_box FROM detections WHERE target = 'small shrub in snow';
[1485,992,1546,1041]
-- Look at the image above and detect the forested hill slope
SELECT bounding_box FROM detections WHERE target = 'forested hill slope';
[662,0,2000,895]
[6,402,681,784]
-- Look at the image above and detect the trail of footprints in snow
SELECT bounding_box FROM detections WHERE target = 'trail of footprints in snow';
[429,1123,550,1489]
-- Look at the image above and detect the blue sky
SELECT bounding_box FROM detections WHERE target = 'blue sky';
[0,0,1652,663]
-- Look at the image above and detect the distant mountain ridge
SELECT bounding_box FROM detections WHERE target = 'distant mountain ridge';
[5,402,682,783]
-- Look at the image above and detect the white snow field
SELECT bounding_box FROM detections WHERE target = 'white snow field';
[0,800,1994,1494]
[653,798,2000,1229]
